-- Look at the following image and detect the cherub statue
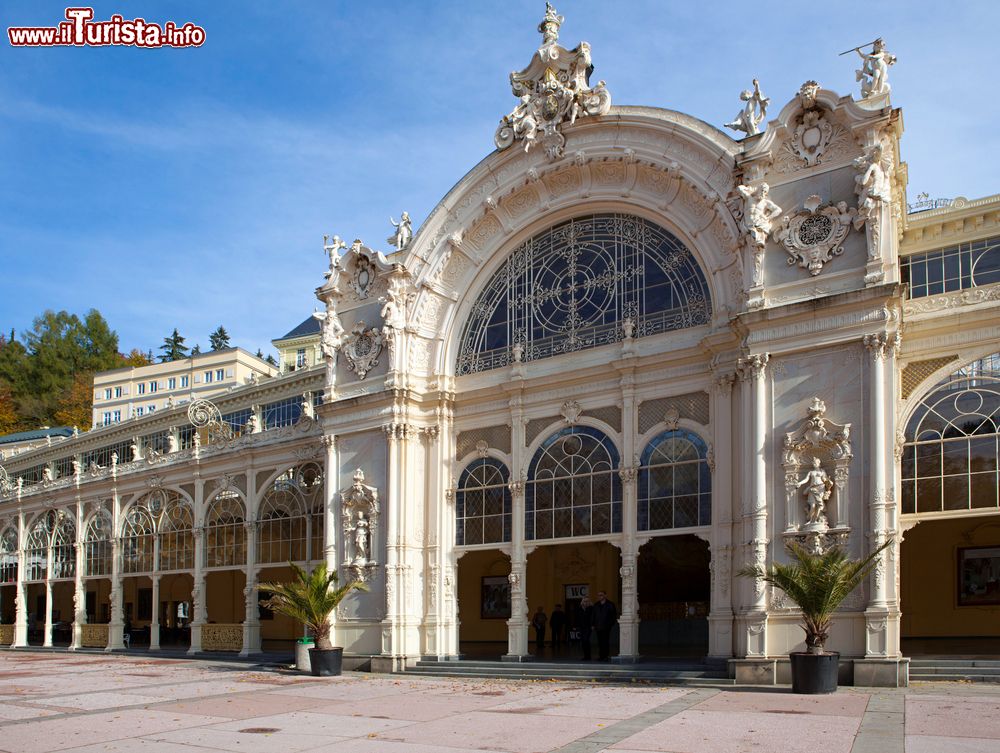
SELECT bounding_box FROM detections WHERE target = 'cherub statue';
[387,213,412,251]
[855,38,896,100]
[798,457,833,527]
[323,235,346,279]
[725,79,770,136]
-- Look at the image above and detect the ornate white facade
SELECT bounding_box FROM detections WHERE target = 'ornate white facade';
[1,6,998,687]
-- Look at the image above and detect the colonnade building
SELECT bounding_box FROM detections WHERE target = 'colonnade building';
[0,7,997,686]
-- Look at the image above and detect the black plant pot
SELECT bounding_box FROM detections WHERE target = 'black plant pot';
[308,647,344,677]
[790,651,839,694]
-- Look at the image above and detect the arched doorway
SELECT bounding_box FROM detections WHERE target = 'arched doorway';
[899,352,1000,656]
[637,535,710,657]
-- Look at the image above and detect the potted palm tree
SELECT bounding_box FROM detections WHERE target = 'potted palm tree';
[259,562,367,677]
[739,540,890,694]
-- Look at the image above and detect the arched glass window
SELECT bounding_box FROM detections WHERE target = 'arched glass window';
[158,495,194,572]
[298,462,325,563]
[24,514,51,582]
[84,509,112,577]
[456,458,511,546]
[526,426,621,540]
[638,429,712,531]
[258,469,309,564]
[457,214,712,375]
[205,491,246,568]
[901,352,1000,514]
[50,513,76,580]
[121,502,156,575]
[0,525,18,584]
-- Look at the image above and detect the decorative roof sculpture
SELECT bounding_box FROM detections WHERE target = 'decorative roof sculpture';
[494,3,611,160]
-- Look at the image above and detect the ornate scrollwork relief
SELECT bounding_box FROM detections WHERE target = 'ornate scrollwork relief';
[342,321,384,380]
[771,85,855,174]
[772,195,856,276]
[494,3,611,160]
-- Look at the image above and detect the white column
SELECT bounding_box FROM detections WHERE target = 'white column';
[320,433,338,653]
[616,371,639,661]
[504,400,530,661]
[71,496,85,650]
[188,478,206,654]
[240,565,261,657]
[709,372,736,658]
[740,353,769,657]
[13,509,27,648]
[107,490,125,651]
[380,423,412,668]
[149,574,161,650]
[43,574,53,648]
[863,332,897,657]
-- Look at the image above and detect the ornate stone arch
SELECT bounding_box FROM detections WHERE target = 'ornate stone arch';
[397,110,743,379]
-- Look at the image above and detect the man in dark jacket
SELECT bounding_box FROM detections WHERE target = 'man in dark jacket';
[531,606,547,653]
[578,597,593,660]
[591,590,617,661]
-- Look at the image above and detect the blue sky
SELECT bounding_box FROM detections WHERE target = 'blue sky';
[1,1,997,357]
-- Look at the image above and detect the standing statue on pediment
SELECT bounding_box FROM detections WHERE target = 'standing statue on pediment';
[387,213,412,251]
[323,235,346,280]
[799,457,833,528]
[725,79,770,137]
[312,302,344,392]
[854,38,896,100]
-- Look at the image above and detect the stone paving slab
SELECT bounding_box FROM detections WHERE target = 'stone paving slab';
[0,652,998,752]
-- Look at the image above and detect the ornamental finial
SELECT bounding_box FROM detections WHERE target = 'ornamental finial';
[538,2,563,43]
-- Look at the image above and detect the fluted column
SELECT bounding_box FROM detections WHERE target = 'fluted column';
[709,372,736,658]
[188,525,205,654]
[504,398,530,661]
[43,563,53,648]
[240,566,261,657]
[863,332,898,657]
[739,353,769,657]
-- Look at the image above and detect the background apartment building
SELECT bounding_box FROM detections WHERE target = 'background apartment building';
[271,315,321,374]
[91,348,277,426]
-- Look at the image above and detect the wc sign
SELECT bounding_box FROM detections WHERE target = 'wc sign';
[565,584,589,600]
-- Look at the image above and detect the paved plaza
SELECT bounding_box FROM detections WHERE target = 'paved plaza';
[0,652,997,753]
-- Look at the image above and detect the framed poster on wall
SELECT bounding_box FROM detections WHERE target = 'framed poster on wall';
[958,546,1000,606]
[481,576,511,619]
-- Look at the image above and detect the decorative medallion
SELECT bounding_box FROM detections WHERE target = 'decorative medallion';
[343,321,384,380]
[772,195,856,276]
[352,254,376,300]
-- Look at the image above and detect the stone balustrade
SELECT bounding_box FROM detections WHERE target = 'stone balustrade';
[81,624,109,648]
[201,623,243,652]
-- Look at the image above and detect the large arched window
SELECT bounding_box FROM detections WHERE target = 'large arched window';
[121,501,156,575]
[456,458,511,546]
[0,525,17,584]
[526,426,621,540]
[24,515,51,582]
[638,429,712,531]
[258,466,321,564]
[158,496,194,572]
[205,491,246,568]
[84,509,112,577]
[901,353,1000,514]
[50,513,76,580]
[457,214,712,375]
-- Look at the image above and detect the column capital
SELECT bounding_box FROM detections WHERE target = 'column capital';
[737,353,769,381]
[320,434,336,448]
[508,479,526,498]
[713,372,736,396]
[618,466,639,484]
[863,331,901,360]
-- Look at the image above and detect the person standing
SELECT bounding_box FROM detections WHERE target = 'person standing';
[550,603,566,650]
[592,590,617,661]
[578,596,594,660]
[531,606,547,654]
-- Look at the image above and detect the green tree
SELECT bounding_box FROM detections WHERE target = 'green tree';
[209,326,231,351]
[265,354,277,366]
[121,348,151,367]
[159,329,188,362]
[191,343,202,356]
[19,310,121,426]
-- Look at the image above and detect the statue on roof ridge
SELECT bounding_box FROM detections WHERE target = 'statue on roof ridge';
[494,3,611,160]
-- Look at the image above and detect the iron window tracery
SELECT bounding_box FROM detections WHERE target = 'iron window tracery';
[457,214,712,375]
[455,457,511,546]
[0,526,17,584]
[901,234,1000,299]
[84,509,112,577]
[205,491,246,568]
[526,426,622,540]
[901,352,1000,514]
[638,429,712,531]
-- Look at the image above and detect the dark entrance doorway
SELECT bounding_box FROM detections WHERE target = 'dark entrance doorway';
[637,534,710,657]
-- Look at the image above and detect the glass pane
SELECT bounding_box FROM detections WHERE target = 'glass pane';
[943,474,969,510]
[971,472,998,509]
[916,478,942,513]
